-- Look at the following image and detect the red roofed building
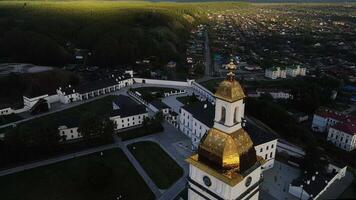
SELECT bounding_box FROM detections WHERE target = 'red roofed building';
[312,108,356,151]
[328,123,356,151]
[311,108,356,132]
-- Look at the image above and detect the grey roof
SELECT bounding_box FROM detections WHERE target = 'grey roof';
[291,171,337,197]
[61,73,132,95]
[245,120,278,145]
[111,95,147,118]
[181,101,215,127]
[151,100,170,110]
[182,101,277,145]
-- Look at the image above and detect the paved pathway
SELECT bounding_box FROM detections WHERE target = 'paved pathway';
[0,120,192,200]
[122,121,192,200]
[121,143,162,198]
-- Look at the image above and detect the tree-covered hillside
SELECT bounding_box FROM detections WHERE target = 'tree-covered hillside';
[0,1,209,67]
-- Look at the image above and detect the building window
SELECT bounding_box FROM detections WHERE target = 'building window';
[266,146,269,150]
[271,144,274,148]
[260,148,263,153]
[265,154,267,159]
[220,106,226,124]
[234,107,239,123]
[270,152,273,158]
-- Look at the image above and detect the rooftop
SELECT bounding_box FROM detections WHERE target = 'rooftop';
[315,108,356,124]
[291,171,337,197]
[331,123,356,136]
[150,100,170,110]
[60,72,132,95]
[111,95,147,118]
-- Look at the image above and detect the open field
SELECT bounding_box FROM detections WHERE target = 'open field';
[0,148,155,200]
[128,141,183,189]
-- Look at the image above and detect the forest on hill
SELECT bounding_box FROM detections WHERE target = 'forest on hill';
[0,1,211,67]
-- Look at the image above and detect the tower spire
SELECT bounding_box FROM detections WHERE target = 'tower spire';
[226,58,237,81]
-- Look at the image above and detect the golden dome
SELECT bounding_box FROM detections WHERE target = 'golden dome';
[215,79,246,102]
[198,128,257,173]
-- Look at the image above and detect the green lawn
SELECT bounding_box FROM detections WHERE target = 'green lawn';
[0,148,154,200]
[0,113,23,126]
[128,141,183,189]
[4,95,117,133]
[118,122,163,141]
[176,95,198,105]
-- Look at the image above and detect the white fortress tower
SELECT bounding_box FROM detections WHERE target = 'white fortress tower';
[186,62,264,200]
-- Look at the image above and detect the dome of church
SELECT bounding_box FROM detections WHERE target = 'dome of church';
[215,79,245,102]
[198,128,257,173]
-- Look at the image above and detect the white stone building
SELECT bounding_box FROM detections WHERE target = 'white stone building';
[311,109,355,133]
[0,105,13,116]
[327,123,356,151]
[57,72,134,104]
[58,125,81,141]
[289,164,347,200]
[109,95,148,130]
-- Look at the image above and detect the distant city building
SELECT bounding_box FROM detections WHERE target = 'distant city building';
[255,88,293,99]
[265,67,286,79]
[265,65,306,79]
[286,65,306,77]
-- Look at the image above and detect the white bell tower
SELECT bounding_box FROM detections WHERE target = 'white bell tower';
[186,60,263,200]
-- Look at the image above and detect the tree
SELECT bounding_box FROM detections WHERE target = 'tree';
[154,111,164,123]
[101,119,115,141]
[78,113,102,142]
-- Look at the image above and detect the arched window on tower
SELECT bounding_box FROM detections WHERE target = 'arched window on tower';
[220,106,226,124]
[234,107,239,123]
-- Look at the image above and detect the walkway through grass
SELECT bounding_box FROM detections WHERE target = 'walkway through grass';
[128,141,183,189]
[0,148,154,200]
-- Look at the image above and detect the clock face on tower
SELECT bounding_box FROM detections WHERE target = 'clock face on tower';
[203,176,212,187]
[245,176,252,187]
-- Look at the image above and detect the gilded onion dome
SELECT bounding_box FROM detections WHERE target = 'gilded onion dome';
[215,60,245,102]
[197,128,257,174]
